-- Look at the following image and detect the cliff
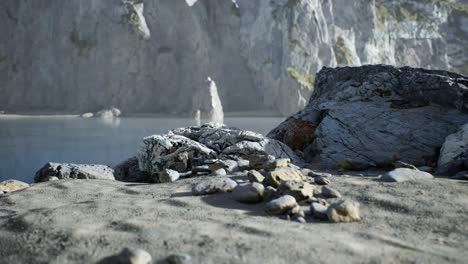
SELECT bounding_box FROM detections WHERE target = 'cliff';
[0,0,466,116]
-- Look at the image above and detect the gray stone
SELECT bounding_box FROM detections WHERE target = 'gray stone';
[437,123,468,175]
[192,178,238,195]
[0,179,30,193]
[263,186,277,201]
[314,176,330,185]
[35,162,115,183]
[382,168,434,183]
[249,155,275,170]
[277,180,314,202]
[166,253,192,264]
[158,169,180,183]
[310,203,328,219]
[247,170,265,183]
[327,200,361,223]
[237,160,250,171]
[265,195,297,215]
[321,186,341,198]
[291,215,306,224]
[269,66,468,169]
[232,183,265,203]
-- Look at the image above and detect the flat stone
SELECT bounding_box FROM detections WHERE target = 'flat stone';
[192,178,238,195]
[310,203,328,219]
[277,180,314,201]
[265,168,305,188]
[327,200,361,223]
[34,162,115,182]
[166,253,192,264]
[159,169,180,183]
[314,175,330,185]
[247,170,265,183]
[232,183,265,203]
[381,168,434,182]
[0,179,29,193]
[265,195,297,215]
[321,186,341,198]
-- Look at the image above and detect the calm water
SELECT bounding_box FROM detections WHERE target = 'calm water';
[0,117,284,183]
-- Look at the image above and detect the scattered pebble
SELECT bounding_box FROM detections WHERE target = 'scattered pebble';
[247,170,265,183]
[232,183,265,203]
[166,253,192,264]
[266,168,305,187]
[0,179,30,193]
[321,186,341,198]
[192,178,238,195]
[264,158,290,171]
[277,180,314,201]
[263,186,277,201]
[314,175,330,185]
[381,168,434,182]
[212,168,227,176]
[265,195,297,215]
[310,203,328,219]
[159,169,180,183]
[327,200,360,223]
[115,247,152,264]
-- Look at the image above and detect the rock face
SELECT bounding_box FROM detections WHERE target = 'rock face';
[0,1,467,116]
[138,123,302,181]
[269,65,468,169]
[34,162,115,182]
[192,77,224,123]
[437,123,468,175]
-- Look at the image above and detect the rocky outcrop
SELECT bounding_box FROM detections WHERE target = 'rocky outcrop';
[34,162,115,182]
[0,1,466,116]
[269,65,468,169]
[436,123,468,175]
[138,123,303,181]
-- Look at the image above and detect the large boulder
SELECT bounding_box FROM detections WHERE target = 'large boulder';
[436,123,468,175]
[269,65,468,169]
[34,162,115,182]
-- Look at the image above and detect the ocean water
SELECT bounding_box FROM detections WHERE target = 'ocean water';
[0,116,284,183]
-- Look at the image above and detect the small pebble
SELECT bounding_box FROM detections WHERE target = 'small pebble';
[232,183,264,203]
[166,253,192,264]
[265,195,297,215]
[116,247,152,264]
[314,176,330,185]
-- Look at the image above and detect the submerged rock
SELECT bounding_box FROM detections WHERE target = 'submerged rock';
[269,65,468,169]
[381,168,434,183]
[0,179,29,193]
[436,123,468,175]
[34,162,115,182]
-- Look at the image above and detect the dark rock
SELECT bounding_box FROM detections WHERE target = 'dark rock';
[35,162,115,183]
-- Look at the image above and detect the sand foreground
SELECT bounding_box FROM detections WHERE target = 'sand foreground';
[0,174,467,264]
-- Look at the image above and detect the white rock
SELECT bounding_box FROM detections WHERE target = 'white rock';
[265,195,297,215]
[192,178,238,195]
[232,183,265,203]
[0,179,30,193]
[381,168,434,183]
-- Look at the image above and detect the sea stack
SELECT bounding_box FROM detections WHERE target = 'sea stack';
[192,77,224,124]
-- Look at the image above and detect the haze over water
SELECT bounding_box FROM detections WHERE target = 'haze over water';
[0,117,283,183]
